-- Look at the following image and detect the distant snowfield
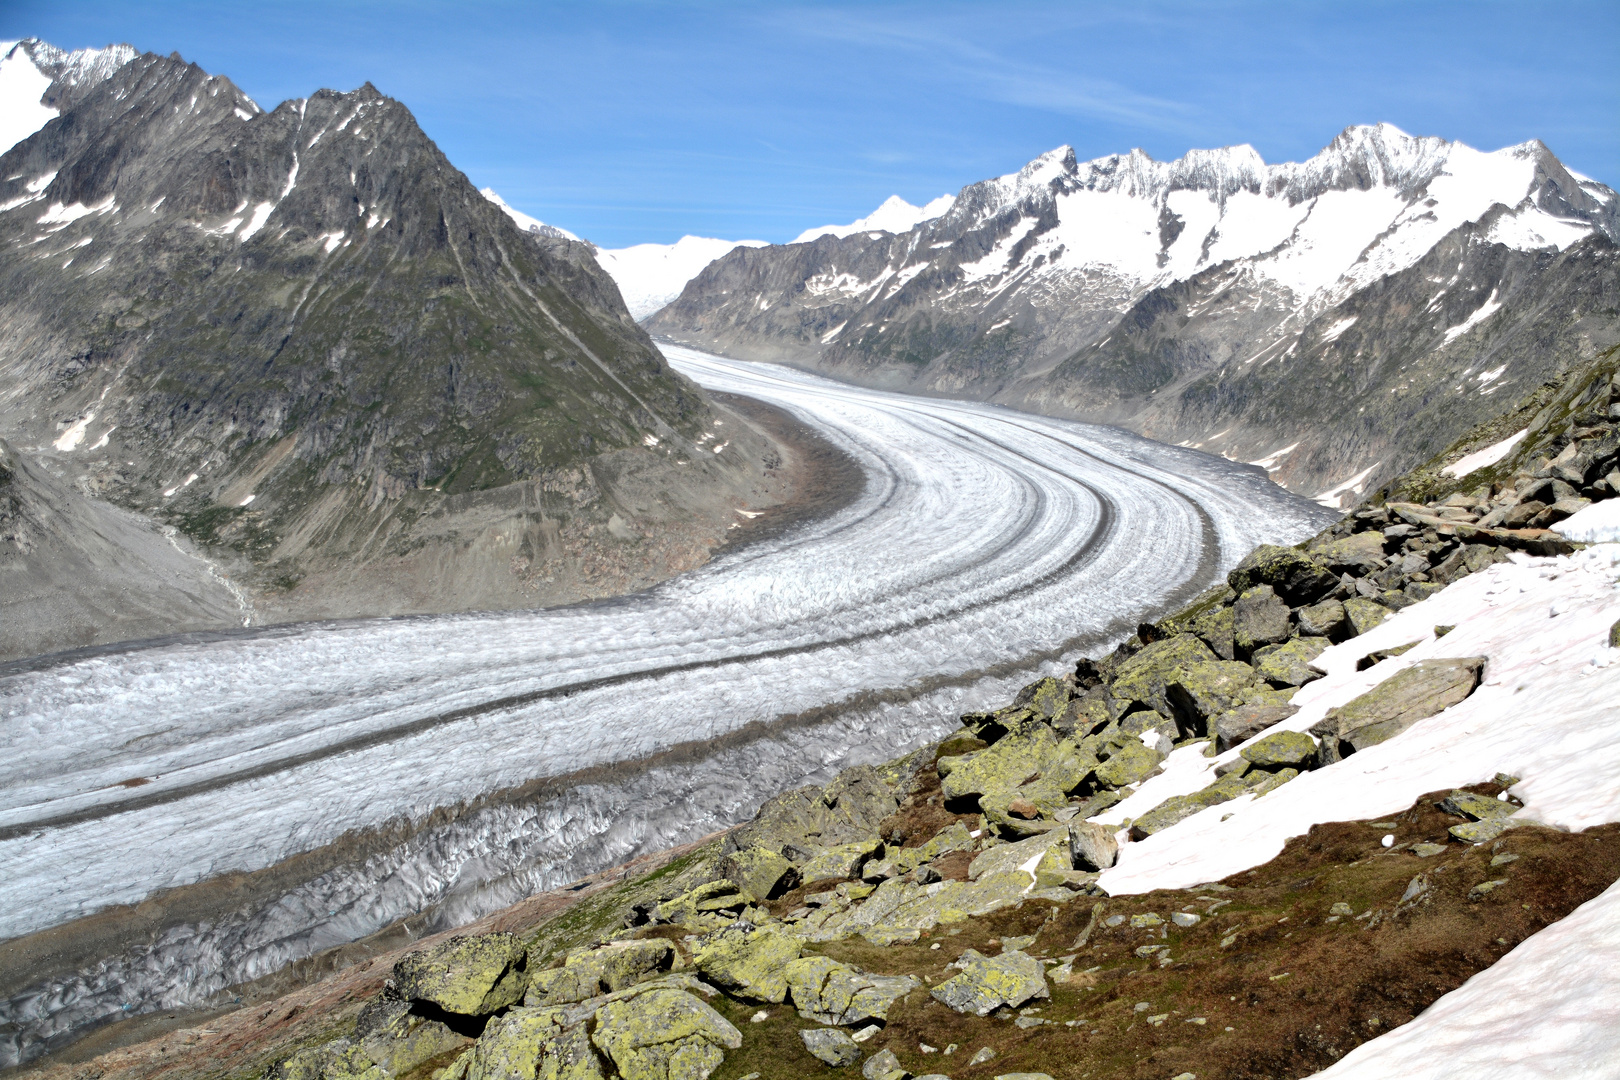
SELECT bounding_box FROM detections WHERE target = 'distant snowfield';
[0,348,1330,1058]
[0,42,57,155]
[595,235,768,319]
[792,192,957,244]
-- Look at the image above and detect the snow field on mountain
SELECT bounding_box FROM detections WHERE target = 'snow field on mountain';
[1091,542,1620,1076]
[0,42,56,155]
[792,193,955,244]
[595,235,768,319]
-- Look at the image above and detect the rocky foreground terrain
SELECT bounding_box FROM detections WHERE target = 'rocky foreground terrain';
[650,127,1620,502]
[24,353,1619,1077]
[0,41,798,660]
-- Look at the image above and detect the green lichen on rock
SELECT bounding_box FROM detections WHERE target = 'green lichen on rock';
[941,724,1089,803]
[928,949,1050,1016]
[1233,585,1292,654]
[1251,637,1328,687]
[719,846,797,901]
[1093,738,1162,788]
[691,926,802,1003]
[466,1007,602,1080]
[783,955,920,1025]
[392,932,528,1017]
[589,988,742,1080]
[799,1027,861,1067]
[1109,633,1218,717]
[1313,657,1486,760]
[1343,597,1391,636]
[1226,544,1338,605]
[1295,598,1347,638]
[1166,658,1261,729]
[1241,730,1318,769]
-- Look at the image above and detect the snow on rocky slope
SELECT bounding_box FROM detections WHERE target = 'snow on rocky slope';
[0,39,134,154]
[595,234,769,320]
[651,124,1620,501]
[791,192,956,244]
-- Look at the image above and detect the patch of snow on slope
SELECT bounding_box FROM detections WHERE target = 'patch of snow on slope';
[793,193,955,244]
[1098,542,1620,898]
[1442,427,1526,477]
[1485,203,1596,252]
[1318,316,1357,343]
[0,42,55,155]
[1443,289,1503,344]
[1313,461,1381,508]
[596,235,769,320]
[1554,498,1620,544]
[479,188,580,241]
[1313,874,1620,1079]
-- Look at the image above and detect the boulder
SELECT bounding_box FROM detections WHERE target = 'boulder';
[784,956,920,1026]
[1343,597,1391,636]
[1252,767,1300,795]
[720,846,799,901]
[1108,633,1219,718]
[1093,737,1163,788]
[1312,657,1486,761]
[1233,585,1292,655]
[392,933,528,1017]
[1609,618,1620,649]
[1054,689,1112,736]
[1213,702,1300,752]
[929,949,1050,1016]
[1128,769,1258,838]
[1227,544,1339,605]
[1015,676,1072,720]
[967,828,1071,883]
[1310,531,1388,574]
[1241,730,1317,769]
[526,940,676,1006]
[981,779,1070,837]
[1251,637,1328,687]
[1068,821,1119,871]
[941,724,1090,803]
[862,1048,909,1080]
[1164,660,1262,735]
[801,1028,861,1068]
[590,988,742,1080]
[467,1007,602,1080]
[1295,598,1347,638]
[691,926,802,1003]
[1189,605,1236,660]
[800,838,885,885]
[1439,790,1515,821]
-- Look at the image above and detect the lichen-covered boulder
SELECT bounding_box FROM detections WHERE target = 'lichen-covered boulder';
[1296,599,1348,638]
[1187,603,1237,660]
[1228,544,1340,604]
[1108,633,1218,717]
[929,949,1050,1016]
[527,940,676,1007]
[967,827,1070,884]
[800,838,885,885]
[1343,597,1390,637]
[1016,675,1072,720]
[1128,769,1258,838]
[1093,738,1162,788]
[1312,657,1486,761]
[1234,585,1292,654]
[467,1007,603,1080]
[720,845,799,901]
[1067,821,1118,871]
[269,1042,387,1080]
[801,1027,861,1067]
[1165,659,1261,730]
[941,724,1089,803]
[784,955,920,1025]
[590,989,742,1080]
[647,881,751,927]
[1241,730,1318,769]
[1309,531,1388,574]
[1251,637,1328,687]
[393,933,528,1017]
[1213,702,1299,752]
[691,925,802,1003]
[980,778,1070,837]
[350,999,470,1077]
[861,1048,908,1080]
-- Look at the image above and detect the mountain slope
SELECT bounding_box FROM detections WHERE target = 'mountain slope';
[0,44,787,652]
[650,125,1620,503]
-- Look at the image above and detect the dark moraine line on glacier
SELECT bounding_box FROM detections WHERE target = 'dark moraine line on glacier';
[0,347,1335,1063]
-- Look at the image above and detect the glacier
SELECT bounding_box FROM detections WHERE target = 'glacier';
[0,347,1331,1062]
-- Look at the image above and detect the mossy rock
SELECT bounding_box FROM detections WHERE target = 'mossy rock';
[941,724,1090,802]
[1227,544,1339,604]
[392,933,528,1017]
[590,988,742,1080]
[1251,637,1328,687]
[466,1007,601,1080]
[1241,730,1319,769]
[1234,585,1292,653]
[1109,633,1219,716]
[691,926,802,1004]
[1343,597,1391,636]
[1166,659,1261,728]
[783,955,920,1026]
[928,948,1050,1016]
[1093,738,1162,789]
[719,846,798,901]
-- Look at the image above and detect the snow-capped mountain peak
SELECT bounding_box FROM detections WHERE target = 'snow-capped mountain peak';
[596,235,769,320]
[792,192,956,244]
[479,188,579,241]
[0,39,136,155]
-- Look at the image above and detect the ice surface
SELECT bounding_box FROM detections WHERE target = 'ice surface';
[1442,428,1526,478]
[0,348,1332,1058]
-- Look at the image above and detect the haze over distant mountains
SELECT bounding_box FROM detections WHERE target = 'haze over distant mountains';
[650,125,1619,505]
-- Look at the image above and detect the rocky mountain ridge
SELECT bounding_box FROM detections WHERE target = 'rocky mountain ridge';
[649,125,1620,504]
[0,42,793,657]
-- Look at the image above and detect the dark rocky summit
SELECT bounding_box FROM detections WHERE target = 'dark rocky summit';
[0,45,796,658]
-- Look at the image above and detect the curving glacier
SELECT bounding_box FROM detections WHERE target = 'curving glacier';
[0,347,1333,1062]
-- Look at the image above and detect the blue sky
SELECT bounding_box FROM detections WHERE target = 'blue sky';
[6,1,1617,247]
